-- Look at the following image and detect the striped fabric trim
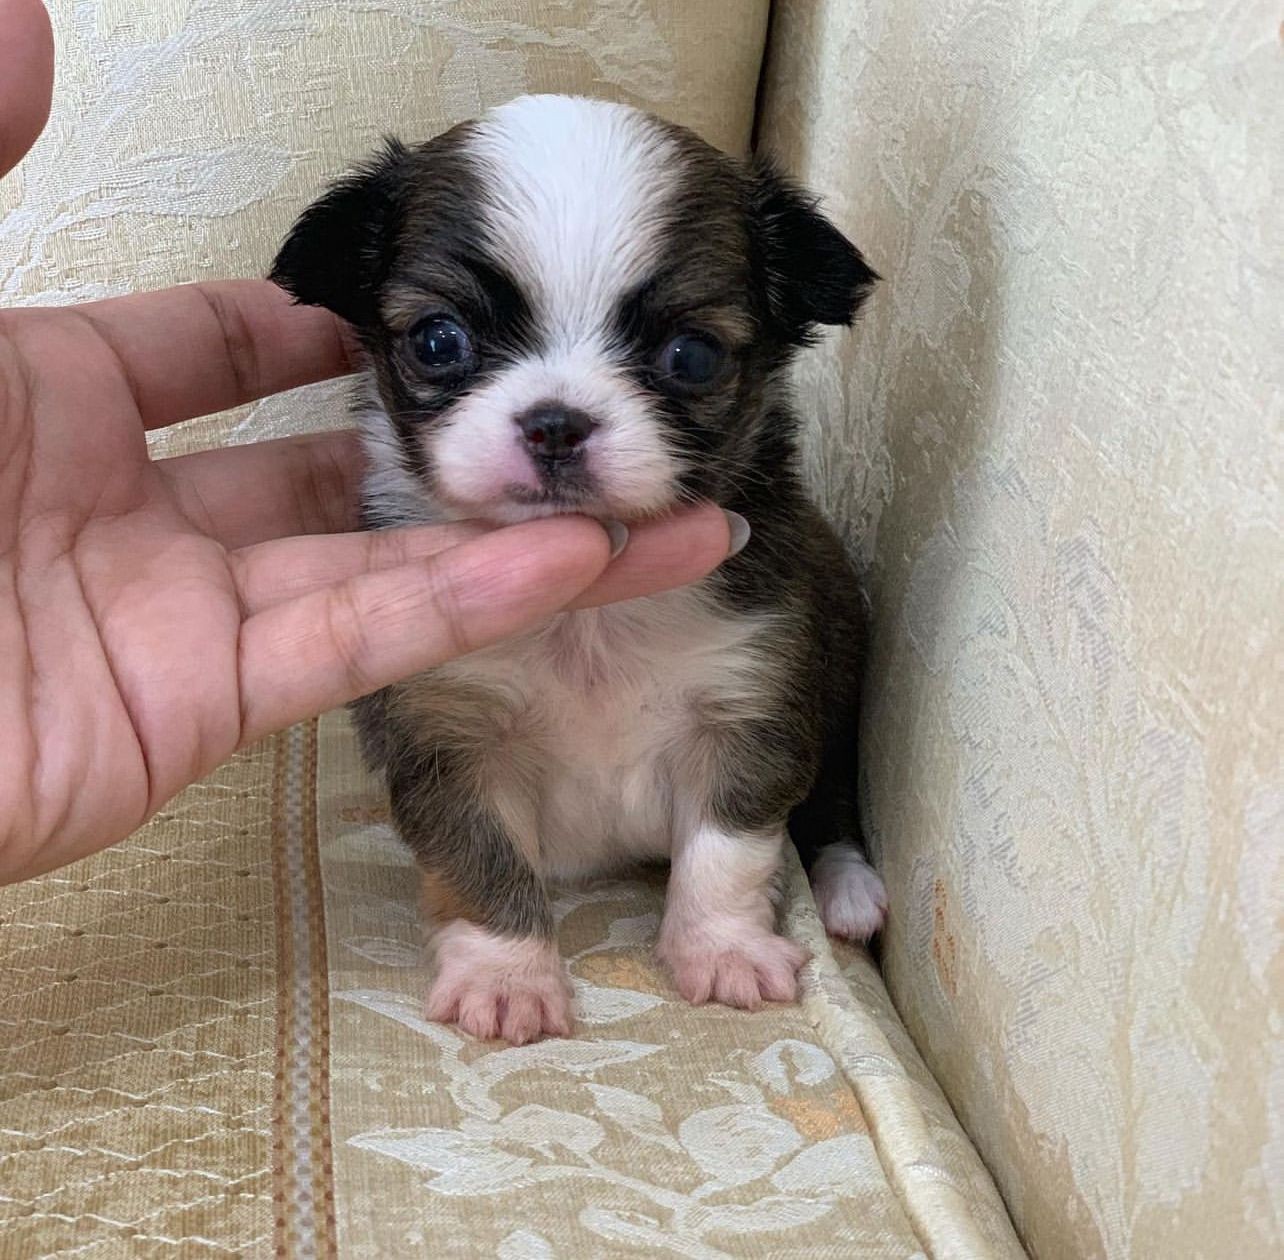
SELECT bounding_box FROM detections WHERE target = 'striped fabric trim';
[271,721,337,1259]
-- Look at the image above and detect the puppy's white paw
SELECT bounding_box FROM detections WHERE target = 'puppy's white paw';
[426,923,573,1045]
[811,843,887,941]
[658,926,810,1010]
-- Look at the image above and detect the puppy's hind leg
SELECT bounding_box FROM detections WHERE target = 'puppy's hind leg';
[808,841,887,943]
[789,723,887,943]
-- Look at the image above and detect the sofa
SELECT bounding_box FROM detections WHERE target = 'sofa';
[0,3,1277,1257]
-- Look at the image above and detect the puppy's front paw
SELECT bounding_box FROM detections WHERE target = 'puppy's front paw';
[427,924,573,1045]
[658,928,810,1010]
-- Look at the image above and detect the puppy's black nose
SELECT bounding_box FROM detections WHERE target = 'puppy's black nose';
[516,405,596,462]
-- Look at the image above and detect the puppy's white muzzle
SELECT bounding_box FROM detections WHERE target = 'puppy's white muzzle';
[426,340,684,523]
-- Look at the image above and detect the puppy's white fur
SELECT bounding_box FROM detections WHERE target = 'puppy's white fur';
[811,842,887,941]
[427,339,684,523]
[467,95,680,345]
[358,393,428,525]
[658,823,810,1009]
[427,922,571,1045]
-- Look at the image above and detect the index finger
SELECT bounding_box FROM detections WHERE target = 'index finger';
[76,279,353,429]
[237,516,614,745]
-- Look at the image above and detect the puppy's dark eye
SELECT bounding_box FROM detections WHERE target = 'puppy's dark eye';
[407,315,474,375]
[657,333,724,391]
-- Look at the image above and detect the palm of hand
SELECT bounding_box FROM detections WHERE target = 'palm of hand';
[1,290,346,878]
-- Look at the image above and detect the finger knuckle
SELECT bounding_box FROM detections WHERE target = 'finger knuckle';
[322,583,378,698]
[425,571,475,661]
[195,283,261,402]
[369,525,411,571]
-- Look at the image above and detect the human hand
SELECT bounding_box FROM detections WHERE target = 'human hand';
[0,4,735,883]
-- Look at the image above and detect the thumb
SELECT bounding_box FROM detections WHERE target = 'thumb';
[0,0,55,178]
[236,515,611,744]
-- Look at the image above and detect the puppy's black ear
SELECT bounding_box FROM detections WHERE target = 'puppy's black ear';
[269,138,409,327]
[748,159,878,344]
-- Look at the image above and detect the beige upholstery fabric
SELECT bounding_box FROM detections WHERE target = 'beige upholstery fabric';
[760,4,1282,1259]
[317,711,1022,1257]
[0,744,282,1257]
[0,2,1025,1257]
[0,713,1025,1258]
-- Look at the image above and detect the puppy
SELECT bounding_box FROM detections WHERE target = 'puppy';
[271,94,886,1045]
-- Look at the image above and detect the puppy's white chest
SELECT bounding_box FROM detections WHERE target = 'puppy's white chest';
[536,673,678,874]
[445,590,766,877]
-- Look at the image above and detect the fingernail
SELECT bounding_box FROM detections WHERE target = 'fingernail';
[605,520,630,559]
[723,510,751,557]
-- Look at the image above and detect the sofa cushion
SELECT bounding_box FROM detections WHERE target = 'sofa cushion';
[0,712,1024,1257]
[0,1,1023,1255]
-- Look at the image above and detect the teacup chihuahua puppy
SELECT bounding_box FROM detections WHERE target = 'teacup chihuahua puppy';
[272,94,885,1044]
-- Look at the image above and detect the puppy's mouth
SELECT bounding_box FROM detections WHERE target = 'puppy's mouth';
[461,470,671,528]
[505,481,596,509]
[489,466,620,523]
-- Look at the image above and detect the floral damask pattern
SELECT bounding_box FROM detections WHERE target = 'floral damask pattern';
[315,710,1025,1258]
[760,4,1282,1258]
[318,730,903,1257]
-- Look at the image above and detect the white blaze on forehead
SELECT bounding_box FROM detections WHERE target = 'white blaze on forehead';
[465,95,680,346]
